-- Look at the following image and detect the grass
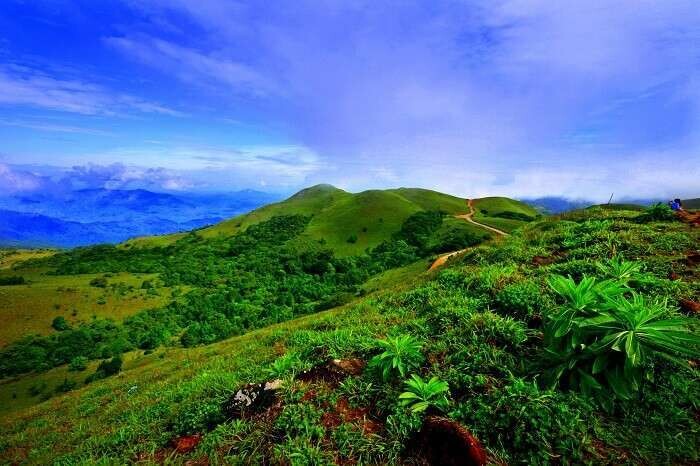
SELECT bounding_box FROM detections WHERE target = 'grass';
[0,194,700,464]
[472,197,540,232]
[0,249,55,269]
[0,269,177,347]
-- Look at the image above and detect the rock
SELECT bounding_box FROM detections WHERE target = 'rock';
[331,358,366,375]
[172,434,202,454]
[222,380,281,419]
[412,416,487,466]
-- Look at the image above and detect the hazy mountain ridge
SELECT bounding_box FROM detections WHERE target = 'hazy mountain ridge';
[0,188,281,247]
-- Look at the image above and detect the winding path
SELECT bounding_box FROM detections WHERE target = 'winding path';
[428,199,508,271]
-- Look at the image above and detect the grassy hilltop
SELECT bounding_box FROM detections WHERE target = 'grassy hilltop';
[0,192,698,465]
[125,185,537,255]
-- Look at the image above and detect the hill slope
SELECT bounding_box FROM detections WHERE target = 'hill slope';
[1,206,698,464]
[129,185,528,255]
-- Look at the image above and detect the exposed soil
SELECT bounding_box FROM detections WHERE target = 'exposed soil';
[319,397,382,434]
[408,416,487,466]
[297,359,363,387]
[679,298,700,315]
[430,199,509,271]
[172,434,202,454]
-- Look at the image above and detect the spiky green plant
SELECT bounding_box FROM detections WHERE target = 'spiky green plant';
[546,276,700,402]
[399,374,450,413]
[369,335,424,380]
[596,256,643,283]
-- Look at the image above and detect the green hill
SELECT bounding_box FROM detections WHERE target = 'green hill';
[128,185,483,256]
[472,196,540,232]
[1,205,698,464]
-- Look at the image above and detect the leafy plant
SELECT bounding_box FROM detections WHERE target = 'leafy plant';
[399,374,449,413]
[368,334,424,380]
[596,256,642,283]
[545,276,700,402]
[636,203,675,223]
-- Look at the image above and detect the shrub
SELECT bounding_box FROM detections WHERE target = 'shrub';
[453,378,593,464]
[68,356,88,372]
[55,377,77,393]
[545,276,700,403]
[399,374,450,413]
[495,281,544,321]
[368,334,424,380]
[0,275,25,286]
[51,316,70,331]
[85,356,123,383]
[89,277,108,288]
[346,234,358,244]
[636,203,675,223]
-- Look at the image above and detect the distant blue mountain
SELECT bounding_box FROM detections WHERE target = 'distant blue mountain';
[0,188,281,248]
[521,196,663,214]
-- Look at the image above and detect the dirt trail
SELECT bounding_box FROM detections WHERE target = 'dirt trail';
[428,199,508,271]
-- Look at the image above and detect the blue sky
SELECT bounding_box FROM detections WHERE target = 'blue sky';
[0,0,698,200]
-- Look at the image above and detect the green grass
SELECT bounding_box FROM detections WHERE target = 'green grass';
[1,211,697,464]
[6,189,698,464]
[0,269,177,347]
[472,196,540,232]
[125,185,474,256]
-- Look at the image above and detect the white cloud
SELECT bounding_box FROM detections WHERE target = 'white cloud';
[0,64,182,116]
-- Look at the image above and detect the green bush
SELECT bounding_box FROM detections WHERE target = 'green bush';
[68,356,88,372]
[0,275,25,286]
[368,334,424,380]
[399,374,450,413]
[453,378,593,464]
[51,316,70,331]
[545,275,700,403]
[495,281,545,321]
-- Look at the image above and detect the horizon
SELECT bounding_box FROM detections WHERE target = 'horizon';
[1,1,699,201]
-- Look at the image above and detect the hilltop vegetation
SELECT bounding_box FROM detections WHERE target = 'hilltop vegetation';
[127,185,515,256]
[0,187,498,380]
[0,202,698,464]
[0,192,698,465]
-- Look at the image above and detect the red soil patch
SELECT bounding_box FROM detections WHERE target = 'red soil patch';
[173,434,202,454]
[410,416,487,466]
[297,359,364,387]
[679,299,700,315]
[320,397,382,434]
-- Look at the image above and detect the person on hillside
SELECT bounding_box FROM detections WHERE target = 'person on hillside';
[669,199,683,211]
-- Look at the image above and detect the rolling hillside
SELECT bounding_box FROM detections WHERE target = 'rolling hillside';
[1,205,698,464]
[127,185,533,255]
[471,196,540,232]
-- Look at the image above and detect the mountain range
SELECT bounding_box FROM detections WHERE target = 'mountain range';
[0,188,280,247]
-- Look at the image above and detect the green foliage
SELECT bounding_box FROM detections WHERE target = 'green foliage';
[346,234,358,244]
[493,210,536,222]
[267,352,309,378]
[0,275,26,286]
[596,256,643,283]
[68,356,88,372]
[369,334,424,380]
[454,378,593,465]
[495,280,545,321]
[51,316,70,331]
[545,275,700,402]
[55,378,77,393]
[85,356,122,384]
[636,203,676,223]
[89,277,107,288]
[398,374,450,413]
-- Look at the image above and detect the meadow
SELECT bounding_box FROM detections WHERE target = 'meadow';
[0,191,698,465]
